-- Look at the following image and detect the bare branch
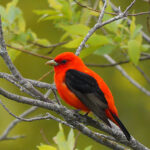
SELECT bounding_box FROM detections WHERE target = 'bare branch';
[109,1,150,43]
[135,66,150,83]
[123,0,136,15]
[86,56,150,67]
[75,0,137,56]
[6,44,53,60]
[103,54,150,96]
[0,100,52,121]
[74,0,150,17]
[0,106,37,141]
[0,17,51,102]
[0,87,149,150]
[98,0,107,23]
[0,72,56,90]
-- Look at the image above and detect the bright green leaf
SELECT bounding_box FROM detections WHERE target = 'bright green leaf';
[54,124,69,150]
[48,0,62,10]
[61,24,90,37]
[6,0,19,10]
[84,145,92,150]
[8,49,21,62]
[80,47,98,58]
[6,6,21,24]
[37,144,57,150]
[128,40,141,65]
[94,45,115,55]
[36,39,51,46]
[61,1,72,20]
[132,24,142,39]
[67,129,75,150]
[0,6,6,18]
[87,35,108,47]
[33,10,58,15]
[130,17,136,36]
[63,37,83,48]
[18,17,26,32]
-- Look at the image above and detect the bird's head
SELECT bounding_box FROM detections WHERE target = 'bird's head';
[46,52,84,72]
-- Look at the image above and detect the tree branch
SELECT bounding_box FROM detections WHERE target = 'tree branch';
[103,54,150,96]
[0,86,149,150]
[0,17,50,102]
[6,44,53,60]
[86,56,150,67]
[75,0,136,56]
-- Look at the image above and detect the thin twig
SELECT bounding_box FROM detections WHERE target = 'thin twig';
[86,56,150,67]
[0,18,52,102]
[40,129,51,145]
[74,0,150,16]
[6,44,53,60]
[38,70,53,81]
[98,0,107,23]
[0,99,52,122]
[0,72,56,90]
[135,66,150,83]
[109,1,150,43]
[75,0,136,56]
[0,106,37,141]
[104,54,150,96]
[73,131,81,150]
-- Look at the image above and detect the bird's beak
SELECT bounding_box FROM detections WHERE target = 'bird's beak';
[45,60,58,66]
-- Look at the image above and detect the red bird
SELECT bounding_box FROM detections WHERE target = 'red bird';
[46,52,131,140]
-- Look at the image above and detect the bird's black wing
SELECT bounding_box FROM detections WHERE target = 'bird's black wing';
[65,69,111,127]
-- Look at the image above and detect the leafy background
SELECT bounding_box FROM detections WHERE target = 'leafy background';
[0,0,150,150]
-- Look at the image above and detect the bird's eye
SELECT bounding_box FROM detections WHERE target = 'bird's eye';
[61,60,67,64]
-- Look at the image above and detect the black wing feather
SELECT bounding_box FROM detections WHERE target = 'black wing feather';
[65,69,111,127]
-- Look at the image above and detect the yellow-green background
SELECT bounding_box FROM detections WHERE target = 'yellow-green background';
[0,0,150,150]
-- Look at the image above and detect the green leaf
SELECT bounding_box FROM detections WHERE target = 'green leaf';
[6,6,21,24]
[54,124,69,150]
[61,24,90,37]
[80,47,98,58]
[87,35,108,47]
[36,39,51,46]
[132,24,143,39]
[84,146,92,150]
[0,6,6,18]
[94,45,115,55]
[63,37,83,48]
[13,33,28,44]
[67,129,75,150]
[61,0,72,20]
[8,49,21,62]
[130,17,136,35]
[34,10,58,15]
[18,17,26,32]
[6,0,19,9]
[128,40,141,65]
[37,144,57,150]
[48,0,62,10]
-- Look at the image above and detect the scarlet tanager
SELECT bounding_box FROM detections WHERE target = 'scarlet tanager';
[46,52,131,141]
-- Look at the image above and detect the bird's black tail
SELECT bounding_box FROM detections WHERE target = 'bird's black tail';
[111,113,131,141]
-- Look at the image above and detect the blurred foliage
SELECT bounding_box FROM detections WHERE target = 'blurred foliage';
[34,0,150,63]
[37,124,92,150]
[0,0,51,61]
[0,0,150,150]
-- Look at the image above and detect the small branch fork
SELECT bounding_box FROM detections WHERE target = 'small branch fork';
[0,0,150,150]
[74,0,150,16]
[75,0,136,56]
